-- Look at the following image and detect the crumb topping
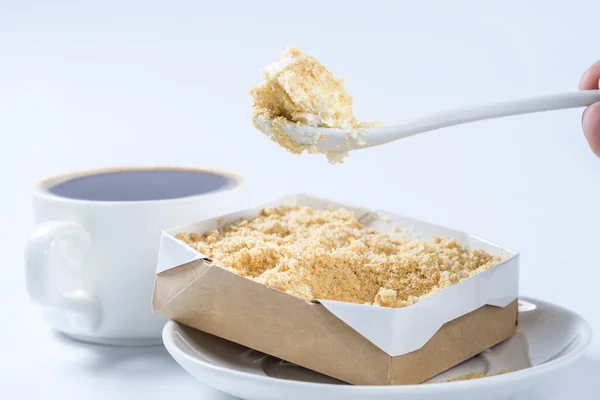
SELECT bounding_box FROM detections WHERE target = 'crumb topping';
[250,47,379,163]
[251,47,358,129]
[176,206,500,308]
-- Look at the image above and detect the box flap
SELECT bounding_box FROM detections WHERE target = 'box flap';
[388,300,518,385]
[156,233,203,274]
[152,258,212,313]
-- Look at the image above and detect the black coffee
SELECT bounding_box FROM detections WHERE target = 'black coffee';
[48,169,238,201]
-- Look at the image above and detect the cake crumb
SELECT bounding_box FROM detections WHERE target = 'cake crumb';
[176,206,500,308]
[446,369,510,382]
[250,47,379,163]
[447,372,486,381]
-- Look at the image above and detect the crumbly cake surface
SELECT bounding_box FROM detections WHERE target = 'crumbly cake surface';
[251,47,359,130]
[250,47,379,163]
[176,206,500,308]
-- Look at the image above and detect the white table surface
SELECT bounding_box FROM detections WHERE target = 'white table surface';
[2,1,600,398]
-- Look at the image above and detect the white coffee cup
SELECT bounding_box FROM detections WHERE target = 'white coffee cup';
[25,166,247,345]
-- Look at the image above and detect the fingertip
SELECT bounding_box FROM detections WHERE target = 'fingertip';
[579,60,600,90]
[582,102,600,157]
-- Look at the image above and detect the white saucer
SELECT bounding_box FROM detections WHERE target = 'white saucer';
[162,297,592,400]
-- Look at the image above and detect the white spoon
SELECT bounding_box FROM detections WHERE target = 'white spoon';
[255,90,600,154]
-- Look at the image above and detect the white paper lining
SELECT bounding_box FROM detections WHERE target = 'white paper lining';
[156,193,519,356]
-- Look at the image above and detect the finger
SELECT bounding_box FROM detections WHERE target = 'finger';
[582,102,600,157]
[579,60,600,90]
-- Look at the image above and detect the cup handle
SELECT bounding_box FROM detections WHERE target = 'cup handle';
[25,221,101,333]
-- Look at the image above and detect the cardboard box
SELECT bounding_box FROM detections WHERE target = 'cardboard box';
[152,194,519,385]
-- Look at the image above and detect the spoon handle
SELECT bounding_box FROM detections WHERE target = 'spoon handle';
[376,90,600,143]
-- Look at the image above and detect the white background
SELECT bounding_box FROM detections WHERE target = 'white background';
[1,0,600,398]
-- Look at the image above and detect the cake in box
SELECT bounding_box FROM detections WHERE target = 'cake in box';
[152,193,519,385]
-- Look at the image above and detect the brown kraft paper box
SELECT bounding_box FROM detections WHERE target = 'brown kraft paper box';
[152,194,519,385]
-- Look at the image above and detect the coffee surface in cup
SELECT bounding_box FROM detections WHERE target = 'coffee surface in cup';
[48,169,237,201]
